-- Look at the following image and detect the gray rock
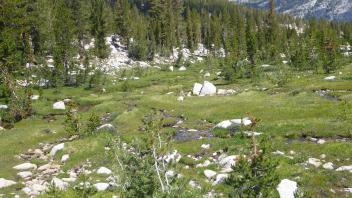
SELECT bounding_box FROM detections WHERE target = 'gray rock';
[96,124,116,133]
[0,178,16,189]
[50,143,64,156]
[13,163,37,171]
[94,183,110,191]
[53,101,65,110]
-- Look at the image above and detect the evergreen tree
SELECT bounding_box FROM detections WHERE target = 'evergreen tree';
[52,0,76,87]
[90,0,109,59]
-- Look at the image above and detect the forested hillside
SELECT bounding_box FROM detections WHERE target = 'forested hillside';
[1,0,352,197]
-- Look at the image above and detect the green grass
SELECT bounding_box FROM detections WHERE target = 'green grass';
[1,63,352,197]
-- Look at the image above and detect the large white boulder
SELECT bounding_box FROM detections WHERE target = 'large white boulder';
[204,170,217,179]
[97,167,112,175]
[94,183,110,191]
[193,83,203,96]
[50,143,64,156]
[53,101,65,110]
[0,178,16,189]
[199,81,216,96]
[277,179,298,198]
[13,163,37,171]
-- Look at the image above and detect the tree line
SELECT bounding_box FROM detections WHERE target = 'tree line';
[1,0,352,124]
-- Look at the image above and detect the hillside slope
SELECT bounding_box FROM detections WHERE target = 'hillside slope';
[230,0,352,21]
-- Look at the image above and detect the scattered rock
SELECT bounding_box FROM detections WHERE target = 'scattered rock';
[97,167,112,175]
[192,83,203,96]
[277,179,298,198]
[336,165,352,172]
[201,144,210,149]
[165,170,176,178]
[213,174,228,185]
[243,131,262,137]
[204,170,217,179]
[317,139,326,144]
[30,95,40,100]
[61,154,70,162]
[51,177,68,190]
[323,162,334,170]
[17,171,32,179]
[219,155,238,169]
[308,158,322,168]
[204,72,211,77]
[0,104,8,109]
[196,160,211,168]
[178,66,187,71]
[169,66,174,71]
[94,183,110,191]
[62,178,76,183]
[96,124,117,133]
[200,81,217,96]
[163,150,181,163]
[273,150,285,155]
[13,163,37,171]
[215,117,252,129]
[189,180,201,189]
[0,178,16,189]
[324,76,336,80]
[177,96,184,102]
[53,101,65,110]
[50,143,64,156]
[344,188,352,193]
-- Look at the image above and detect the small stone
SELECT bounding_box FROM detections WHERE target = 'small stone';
[51,178,68,190]
[61,154,70,162]
[317,139,326,144]
[277,179,297,198]
[323,162,334,170]
[204,170,217,179]
[94,183,110,191]
[96,124,117,133]
[213,174,228,185]
[177,96,184,102]
[13,163,37,171]
[50,143,64,156]
[178,66,187,71]
[0,105,8,109]
[53,101,65,110]
[17,171,32,179]
[97,167,112,175]
[165,170,176,178]
[30,95,40,100]
[0,178,16,189]
[308,158,322,168]
[336,165,352,171]
[201,144,210,149]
